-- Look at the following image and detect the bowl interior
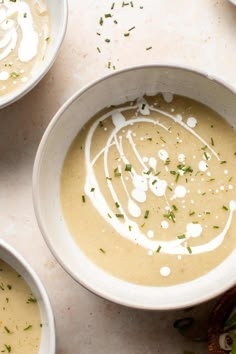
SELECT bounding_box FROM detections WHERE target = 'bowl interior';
[0,0,67,108]
[0,240,55,353]
[33,66,236,310]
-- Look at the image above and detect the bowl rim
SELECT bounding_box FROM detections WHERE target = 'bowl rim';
[0,0,68,109]
[0,239,56,353]
[33,64,236,310]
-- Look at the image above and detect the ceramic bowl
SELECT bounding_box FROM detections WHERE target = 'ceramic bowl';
[0,239,55,353]
[0,0,68,108]
[33,65,236,310]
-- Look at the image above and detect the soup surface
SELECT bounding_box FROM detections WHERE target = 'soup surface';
[0,259,41,353]
[61,94,236,286]
[0,0,50,96]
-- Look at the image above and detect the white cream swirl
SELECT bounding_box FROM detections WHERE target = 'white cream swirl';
[84,98,236,256]
[0,0,39,63]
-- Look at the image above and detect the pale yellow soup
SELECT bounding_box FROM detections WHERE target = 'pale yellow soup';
[61,94,236,286]
[0,260,41,353]
[0,0,50,96]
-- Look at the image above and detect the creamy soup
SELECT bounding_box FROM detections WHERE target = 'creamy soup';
[61,94,236,286]
[0,0,50,96]
[0,260,41,353]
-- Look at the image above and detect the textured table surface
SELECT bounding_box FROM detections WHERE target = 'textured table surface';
[1,1,236,353]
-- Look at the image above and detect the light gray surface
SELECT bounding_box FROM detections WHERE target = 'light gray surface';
[1,0,236,353]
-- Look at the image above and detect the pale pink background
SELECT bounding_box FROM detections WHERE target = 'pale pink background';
[1,1,236,353]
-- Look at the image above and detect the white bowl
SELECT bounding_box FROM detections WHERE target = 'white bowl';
[0,0,68,109]
[0,239,55,353]
[33,65,236,310]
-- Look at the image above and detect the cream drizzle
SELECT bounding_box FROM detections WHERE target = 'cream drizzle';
[0,1,40,64]
[84,100,236,256]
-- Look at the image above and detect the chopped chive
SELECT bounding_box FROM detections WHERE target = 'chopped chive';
[27,297,37,303]
[205,211,211,215]
[192,221,199,224]
[24,325,32,331]
[152,179,157,185]
[146,46,152,50]
[111,2,115,9]
[156,246,162,253]
[10,72,19,79]
[170,171,177,175]
[125,164,132,172]
[220,160,227,164]
[115,202,120,208]
[128,26,135,31]
[144,210,149,219]
[7,285,12,290]
[97,47,101,53]
[99,248,106,254]
[105,13,112,18]
[213,226,219,229]
[211,137,214,146]
[177,235,186,240]
[105,38,111,43]
[106,177,112,181]
[124,32,130,37]
[107,213,112,218]
[128,225,132,231]
[204,152,209,160]
[4,345,11,353]
[116,213,124,218]
[175,173,180,183]
[222,205,229,211]
[144,168,153,175]
[187,246,192,254]
[99,17,103,26]
[160,137,166,144]
[4,326,10,333]
[82,195,86,203]
[172,205,178,211]
[114,19,118,24]
[90,188,95,192]
[189,211,195,216]
[167,186,173,191]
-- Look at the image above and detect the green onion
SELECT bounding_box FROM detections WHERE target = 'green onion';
[116,214,124,218]
[177,235,186,240]
[115,202,120,208]
[156,246,161,253]
[4,345,11,353]
[220,160,227,164]
[82,195,86,203]
[4,326,10,333]
[125,164,132,172]
[24,325,32,331]
[146,46,152,50]
[128,26,135,31]
[223,205,229,211]
[99,248,106,254]
[144,210,149,219]
[187,246,192,254]
[211,137,214,146]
